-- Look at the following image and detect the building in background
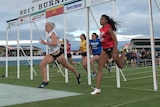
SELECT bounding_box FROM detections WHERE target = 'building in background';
[0,46,43,56]
[130,38,160,51]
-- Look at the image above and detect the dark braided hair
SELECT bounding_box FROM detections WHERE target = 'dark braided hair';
[101,14,119,31]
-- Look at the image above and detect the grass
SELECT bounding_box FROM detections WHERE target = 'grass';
[0,64,160,107]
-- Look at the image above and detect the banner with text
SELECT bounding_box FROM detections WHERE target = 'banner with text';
[31,11,46,21]
[64,0,85,13]
[18,0,76,17]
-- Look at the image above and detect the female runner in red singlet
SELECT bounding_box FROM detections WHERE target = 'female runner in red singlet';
[91,15,126,95]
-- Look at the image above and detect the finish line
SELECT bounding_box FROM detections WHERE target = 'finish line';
[0,83,82,106]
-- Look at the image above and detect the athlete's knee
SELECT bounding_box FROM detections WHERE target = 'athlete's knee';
[83,64,87,68]
[116,63,123,69]
[112,55,117,60]
[39,62,46,69]
[90,60,94,64]
[98,64,103,71]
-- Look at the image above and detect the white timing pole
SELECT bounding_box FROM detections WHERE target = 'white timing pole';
[148,0,158,91]
[5,27,9,77]
[112,0,121,88]
[17,25,20,79]
[116,64,120,88]
[46,18,50,81]
[30,22,33,80]
[85,7,91,85]
[112,0,116,19]
[64,13,69,83]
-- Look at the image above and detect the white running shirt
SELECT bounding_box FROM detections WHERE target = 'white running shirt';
[47,30,60,54]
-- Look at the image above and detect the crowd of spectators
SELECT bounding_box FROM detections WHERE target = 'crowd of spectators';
[125,48,160,67]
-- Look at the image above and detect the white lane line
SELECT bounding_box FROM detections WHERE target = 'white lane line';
[0,83,82,107]
[111,96,160,107]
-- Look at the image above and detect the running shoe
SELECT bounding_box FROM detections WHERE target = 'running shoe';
[108,67,111,73]
[91,72,97,78]
[77,62,81,65]
[1,75,5,77]
[76,74,81,84]
[38,81,48,88]
[91,88,101,95]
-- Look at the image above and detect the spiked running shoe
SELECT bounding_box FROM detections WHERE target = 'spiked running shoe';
[108,67,111,74]
[91,88,101,95]
[91,72,97,78]
[76,74,81,84]
[38,81,48,88]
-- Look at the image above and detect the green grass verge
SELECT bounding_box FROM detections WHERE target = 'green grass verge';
[0,64,160,107]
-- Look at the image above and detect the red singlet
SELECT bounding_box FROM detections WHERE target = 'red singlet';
[67,42,71,54]
[100,24,114,49]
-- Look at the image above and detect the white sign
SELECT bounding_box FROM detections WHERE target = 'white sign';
[64,0,85,13]
[86,0,113,7]
[18,0,76,17]
[18,15,31,25]
[31,11,46,21]
[7,19,18,28]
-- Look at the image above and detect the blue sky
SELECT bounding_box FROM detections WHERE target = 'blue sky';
[0,0,160,50]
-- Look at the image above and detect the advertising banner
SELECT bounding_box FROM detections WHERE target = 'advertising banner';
[18,15,31,25]
[64,0,85,13]
[46,5,64,18]
[18,0,75,17]
[31,11,46,21]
